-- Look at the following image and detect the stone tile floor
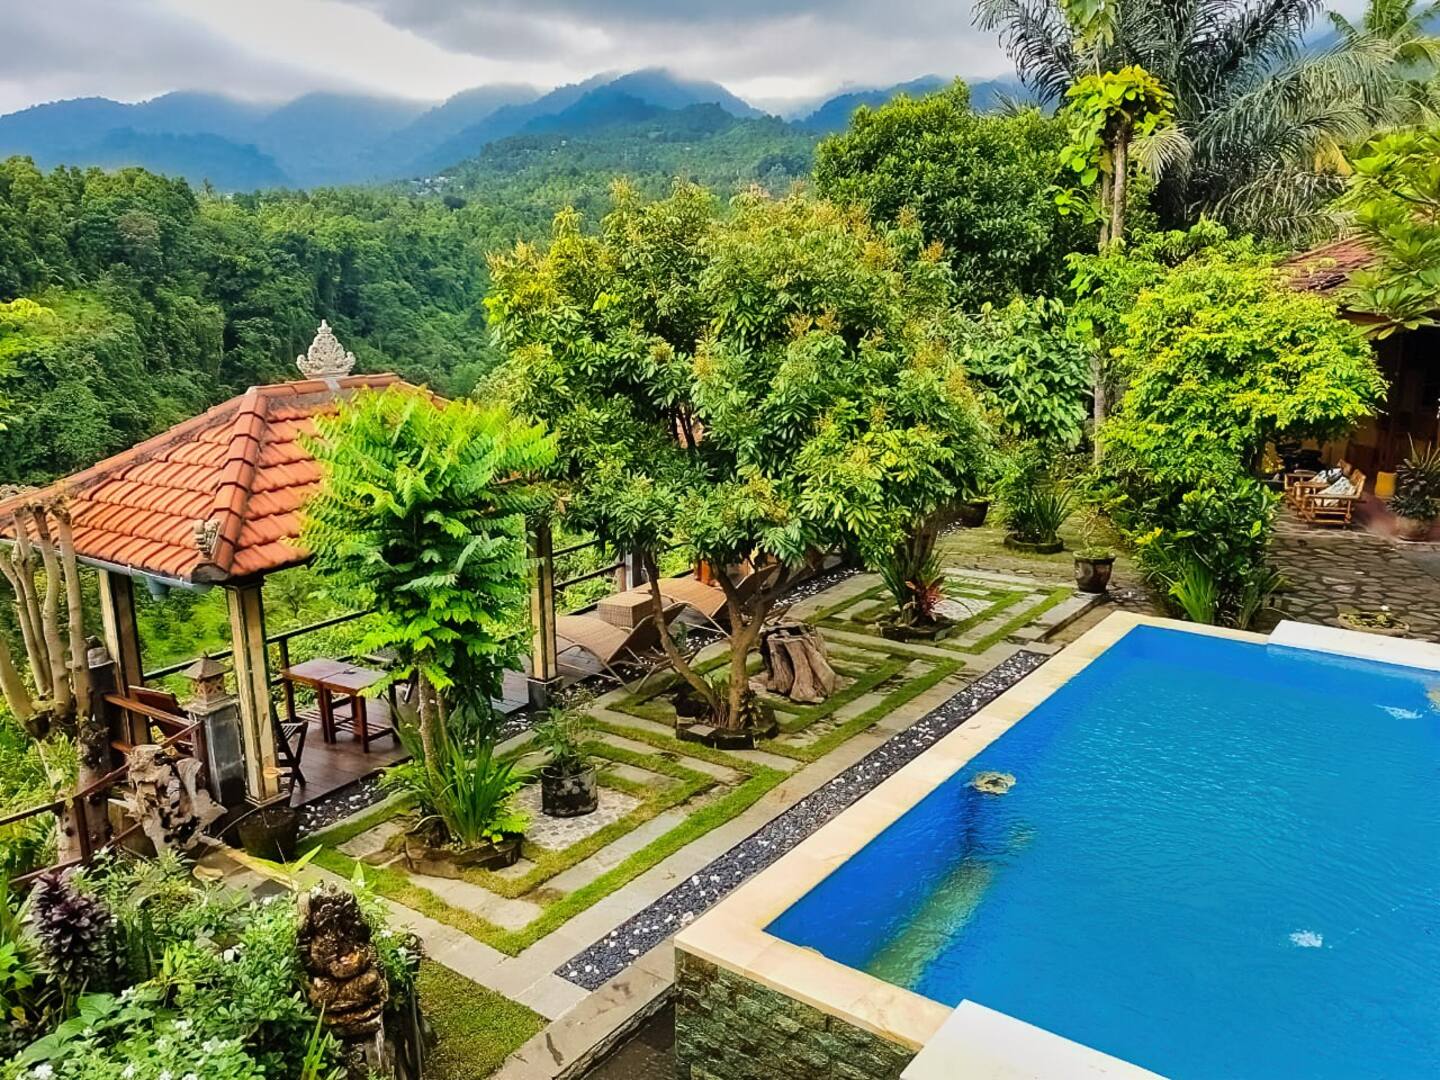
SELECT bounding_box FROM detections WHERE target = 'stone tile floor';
[1272,510,1440,641]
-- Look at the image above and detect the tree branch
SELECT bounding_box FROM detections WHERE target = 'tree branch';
[643,551,719,716]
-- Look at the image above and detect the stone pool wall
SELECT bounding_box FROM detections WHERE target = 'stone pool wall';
[674,951,914,1080]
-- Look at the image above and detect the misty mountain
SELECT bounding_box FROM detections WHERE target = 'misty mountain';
[0,67,1019,190]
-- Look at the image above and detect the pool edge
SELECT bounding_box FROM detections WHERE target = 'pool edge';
[674,611,1264,1059]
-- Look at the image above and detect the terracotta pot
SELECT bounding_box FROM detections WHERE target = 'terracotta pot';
[541,764,599,818]
[1074,554,1116,594]
[1394,515,1436,542]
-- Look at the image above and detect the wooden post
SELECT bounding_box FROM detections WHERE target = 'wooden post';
[225,581,279,800]
[97,569,146,745]
[527,520,561,710]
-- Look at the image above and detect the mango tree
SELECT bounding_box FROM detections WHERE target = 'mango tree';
[486,183,991,730]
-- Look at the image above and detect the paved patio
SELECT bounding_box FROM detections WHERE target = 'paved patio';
[1272,510,1440,641]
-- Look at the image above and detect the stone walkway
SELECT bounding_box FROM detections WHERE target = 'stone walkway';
[1271,511,1440,641]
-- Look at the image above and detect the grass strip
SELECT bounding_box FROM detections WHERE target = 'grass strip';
[417,958,544,1080]
[758,657,963,762]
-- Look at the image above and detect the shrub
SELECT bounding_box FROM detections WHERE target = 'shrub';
[384,729,529,848]
[997,447,1075,546]
[532,709,592,776]
[1390,440,1440,524]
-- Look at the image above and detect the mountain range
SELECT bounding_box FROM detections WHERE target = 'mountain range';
[0,67,1025,191]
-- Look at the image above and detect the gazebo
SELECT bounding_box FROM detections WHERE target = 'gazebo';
[0,324,422,804]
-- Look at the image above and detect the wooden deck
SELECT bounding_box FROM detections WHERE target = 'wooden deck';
[287,697,405,808]
[283,671,532,807]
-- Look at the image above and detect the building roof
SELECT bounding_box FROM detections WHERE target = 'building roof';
[1282,237,1375,295]
[0,374,403,585]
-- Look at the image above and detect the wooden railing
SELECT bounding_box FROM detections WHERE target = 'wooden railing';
[2,697,202,887]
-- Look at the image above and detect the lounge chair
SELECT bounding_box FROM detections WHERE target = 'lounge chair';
[556,602,687,686]
[659,564,780,634]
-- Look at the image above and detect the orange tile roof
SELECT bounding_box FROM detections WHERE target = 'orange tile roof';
[0,374,406,584]
[1282,237,1375,295]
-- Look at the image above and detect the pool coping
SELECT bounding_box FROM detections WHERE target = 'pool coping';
[673,611,1266,1053]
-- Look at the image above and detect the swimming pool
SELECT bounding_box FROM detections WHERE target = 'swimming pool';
[764,623,1440,1078]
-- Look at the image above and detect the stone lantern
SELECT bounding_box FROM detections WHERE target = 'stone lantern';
[182,655,229,707]
[180,655,246,808]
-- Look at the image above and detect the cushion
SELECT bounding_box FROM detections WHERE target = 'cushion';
[1314,476,1356,507]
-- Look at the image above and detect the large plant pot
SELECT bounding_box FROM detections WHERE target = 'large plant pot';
[1394,515,1436,542]
[1338,611,1411,637]
[541,765,599,818]
[1004,533,1064,555]
[402,831,523,878]
[955,499,990,528]
[235,802,301,862]
[879,615,956,642]
[1074,554,1116,594]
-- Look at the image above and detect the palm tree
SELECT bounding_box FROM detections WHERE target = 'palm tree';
[1328,0,1440,122]
[976,0,1427,241]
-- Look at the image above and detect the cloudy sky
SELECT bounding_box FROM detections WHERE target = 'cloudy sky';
[0,0,1022,116]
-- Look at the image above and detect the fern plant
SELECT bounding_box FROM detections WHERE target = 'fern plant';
[384,726,529,848]
[302,387,557,769]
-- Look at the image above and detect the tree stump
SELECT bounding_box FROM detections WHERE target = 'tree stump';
[124,744,223,854]
[755,620,842,704]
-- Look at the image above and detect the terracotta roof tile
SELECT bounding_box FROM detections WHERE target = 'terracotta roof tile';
[1283,237,1375,295]
[0,374,408,583]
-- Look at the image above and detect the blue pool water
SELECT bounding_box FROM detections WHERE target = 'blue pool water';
[767,626,1440,1078]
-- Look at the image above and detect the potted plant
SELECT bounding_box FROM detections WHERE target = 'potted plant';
[1338,606,1411,637]
[533,708,599,817]
[955,483,991,528]
[997,448,1073,554]
[1389,441,1440,541]
[383,729,529,876]
[875,532,955,641]
[1072,508,1116,593]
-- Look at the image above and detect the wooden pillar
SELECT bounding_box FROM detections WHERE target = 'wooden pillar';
[225,581,279,801]
[97,569,146,745]
[528,520,561,709]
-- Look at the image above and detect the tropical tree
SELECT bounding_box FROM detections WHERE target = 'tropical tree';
[1328,0,1440,123]
[1098,255,1385,621]
[302,386,556,765]
[813,82,1091,307]
[486,183,992,730]
[976,0,1425,239]
[1337,127,1440,335]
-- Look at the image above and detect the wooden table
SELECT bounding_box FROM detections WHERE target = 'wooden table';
[281,658,392,752]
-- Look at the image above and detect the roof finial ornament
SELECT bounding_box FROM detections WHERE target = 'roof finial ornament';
[297,320,356,379]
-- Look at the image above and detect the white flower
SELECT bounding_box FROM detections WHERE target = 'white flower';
[159,1071,173,1080]
[122,1067,136,1080]
[31,1066,54,1080]
[172,1019,192,1034]
[183,1073,199,1080]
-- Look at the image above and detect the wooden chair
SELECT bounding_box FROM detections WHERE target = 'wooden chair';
[1284,459,1349,509]
[556,603,686,686]
[658,564,780,635]
[271,708,307,786]
[1297,467,1367,528]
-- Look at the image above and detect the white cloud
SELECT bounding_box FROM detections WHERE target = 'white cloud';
[2,0,1016,115]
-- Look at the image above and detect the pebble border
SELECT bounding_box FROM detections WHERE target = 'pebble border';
[556,649,1050,989]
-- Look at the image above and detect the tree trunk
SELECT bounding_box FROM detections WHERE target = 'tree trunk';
[643,551,723,719]
[29,508,72,722]
[1109,123,1130,249]
[53,506,91,720]
[1091,349,1108,462]
[715,562,791,731]
[1097,169,1112,248]
[416,667,440,775]
[0,547,47,697]
[8,512,51,696]
[0,630,34,728]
